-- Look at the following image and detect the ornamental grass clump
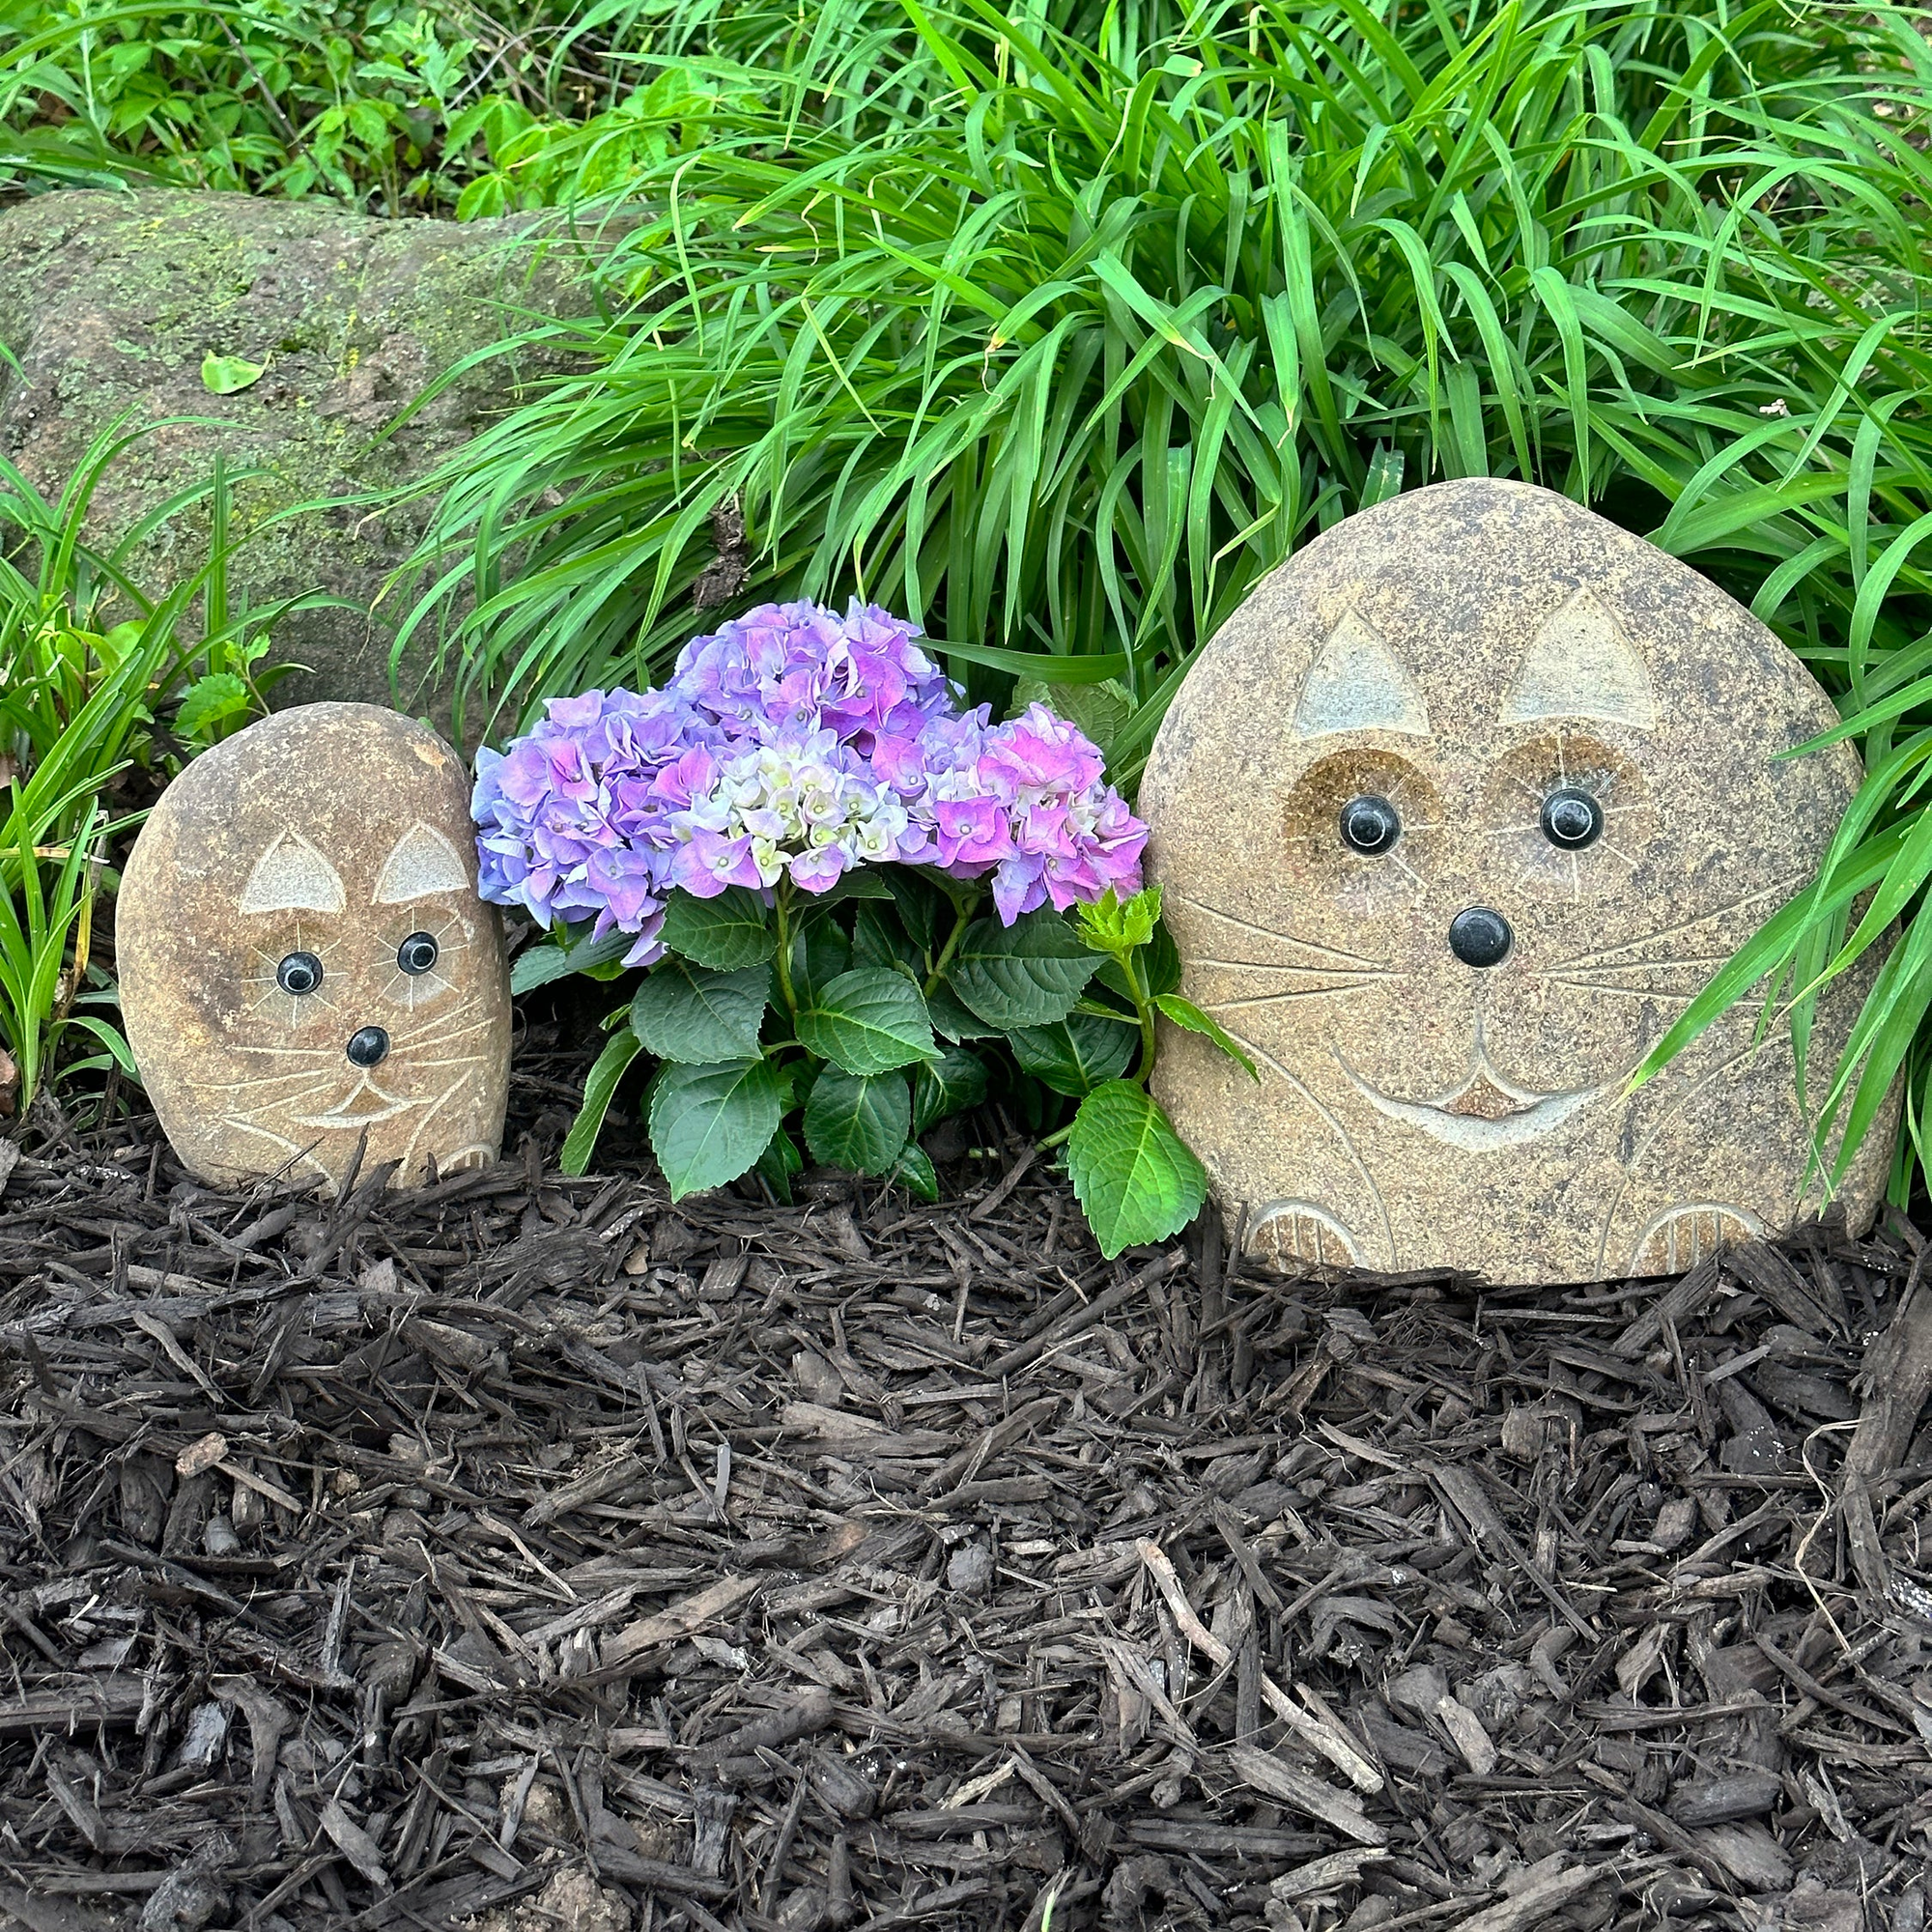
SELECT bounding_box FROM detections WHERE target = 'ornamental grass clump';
[475,599,1243,1253]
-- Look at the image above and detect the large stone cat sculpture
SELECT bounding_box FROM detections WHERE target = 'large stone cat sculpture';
[1140,479,1893,1283]
[119,703,510,1193]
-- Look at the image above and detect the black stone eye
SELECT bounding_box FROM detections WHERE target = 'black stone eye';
[1339,794,1401,856]
[276,952,324,996]
[1540,787,1604,850]
[396,931,440,976]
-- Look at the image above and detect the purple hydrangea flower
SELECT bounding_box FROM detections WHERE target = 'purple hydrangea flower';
[472,601,1147,949]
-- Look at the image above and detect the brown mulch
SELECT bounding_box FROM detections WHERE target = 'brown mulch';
[0,1079,1929,1932]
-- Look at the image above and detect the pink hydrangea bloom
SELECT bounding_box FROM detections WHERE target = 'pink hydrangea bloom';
[472,602,1146,953]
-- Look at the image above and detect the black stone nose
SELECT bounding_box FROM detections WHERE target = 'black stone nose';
[346,1026,390,1067]
[1448,907,1513,968]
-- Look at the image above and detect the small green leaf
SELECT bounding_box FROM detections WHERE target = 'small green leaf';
[802,1065,911,1175]
[1074,884,1163,954]
[1010,1011,1137,1096]
[950,908,1097,1029]
[201,352,266,394]
[913,1045,988,1135]
[647,1058,785,1200]
[172,671,251,742]
[796,967,936,1074]
[788,920,853,1009]
[926,981,997,1041]
[631,960,769,1063]
[885,869,944,955]
[1154,995,1261,1079]
[852,900,922,972]
[793,869,895,911]
[510,924,632,995]
[891,1141,940,1201]
[559,1026,644,1177]
[659,886,775,970]
[754,1126,803,1204]
[1066,1081,1208,1260]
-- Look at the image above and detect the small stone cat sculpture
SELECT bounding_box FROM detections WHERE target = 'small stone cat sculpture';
[1140,479,1893,1283]
[119,703,510,1193]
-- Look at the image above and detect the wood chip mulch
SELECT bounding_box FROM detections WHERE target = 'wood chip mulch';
[1,1094,1930,1932]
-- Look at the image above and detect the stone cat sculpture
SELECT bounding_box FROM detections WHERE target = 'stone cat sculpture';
[1140,478,1894,1283]
[118,703,510,1193]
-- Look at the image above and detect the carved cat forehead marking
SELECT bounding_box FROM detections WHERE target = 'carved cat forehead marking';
[237,823,471,914]
[1294,589,1658,750]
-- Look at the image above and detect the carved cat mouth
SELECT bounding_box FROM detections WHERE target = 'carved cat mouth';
[1338,1033,1609,1151]
[291,1074,421,1130]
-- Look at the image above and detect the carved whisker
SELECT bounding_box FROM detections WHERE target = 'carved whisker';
[227,1042,352,1064]
[206,1065,342,1095]
[221,1080,341,1122]
[1207,983,1399,1011]
[1542,883,1799,974]
[1544,976,1768,1009]
[1177,896,1389,969]
[387,1016,495,1059]
[1194,956,1396,978]
[387,999,486,1050]
[1536,952,1746,979]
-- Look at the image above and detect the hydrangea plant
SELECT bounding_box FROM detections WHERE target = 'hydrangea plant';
[473,600,1253,1256]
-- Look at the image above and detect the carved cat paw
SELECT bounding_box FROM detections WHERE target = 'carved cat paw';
[1629,1203,1763,1276]
[1247,1200,1361,1270]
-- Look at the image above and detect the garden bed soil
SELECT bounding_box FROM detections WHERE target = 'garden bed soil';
[0,1063,1928,1932]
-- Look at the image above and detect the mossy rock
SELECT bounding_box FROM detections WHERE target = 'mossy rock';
[0,188,570,718]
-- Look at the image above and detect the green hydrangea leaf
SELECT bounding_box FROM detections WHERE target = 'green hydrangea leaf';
[1074,884,1162,954]
[510,924,632,995]
[925,981,997,1041]
[1010,1011,1137,1097]
[659,886,775,970]
[1066,1080,1207,1260]
[559,1026,643,1177]
[913,1045,988,1135]
[796,967,936,1075]
[891,1141,940,1201]
[646,1058,784,1200]
[631,960,769,1063]
[950,908,1096,1029]
[1154,994,1260,1079]
[802,1065,911,1175]
[754,1126,803,1204]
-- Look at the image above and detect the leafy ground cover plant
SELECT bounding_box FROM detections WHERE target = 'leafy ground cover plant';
[475,598,1241,1252]
[399,0,1932,1205]
[0,426,327,1117]
[0,0,929,210]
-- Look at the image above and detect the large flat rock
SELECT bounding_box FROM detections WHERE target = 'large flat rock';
[1140,478,1893,1285]
[0,189,563,712]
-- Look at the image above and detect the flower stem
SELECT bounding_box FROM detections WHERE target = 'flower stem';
[923,895,977,998]
[773,884,798,1020]
[1123,950,1156,1085]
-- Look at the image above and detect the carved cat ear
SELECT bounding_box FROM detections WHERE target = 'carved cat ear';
[1501,589,1657,730]
[239,833,345,915]
[1293,611,1431,739]
[374,823,469,904]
